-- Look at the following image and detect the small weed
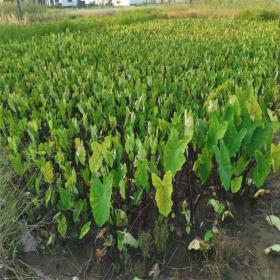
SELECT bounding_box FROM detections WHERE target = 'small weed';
[206,231,246,280]
[153,219,169,254]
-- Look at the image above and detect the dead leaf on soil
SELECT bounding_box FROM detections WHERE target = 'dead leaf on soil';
[222,210,234,221]
[266,215,280,231]
[95,247,106,264]
[253,189,271,199]
[148,263,160,280]
[188,238,210,251]
[264,244,280,256]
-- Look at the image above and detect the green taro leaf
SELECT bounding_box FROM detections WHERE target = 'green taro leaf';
[57,215,67,239]
[163,128,187,176]
[59,187,72,210]
[246,121,272,157]
[271,144,280,172]
[231,176,243,193]
[253,150,271,188]
[90,173,113,227]
[79,221,91,239]
[233,156,249,176]
[193,148,213,183]
[41,161,54,184]
[135,159,149,190]
[224,123,247,157]
[45,186,54,206]
[214,140,232,191]
[152,171,173,217]
[207,115,228,148]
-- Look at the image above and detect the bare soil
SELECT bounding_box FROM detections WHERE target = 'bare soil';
[20,172,280,280]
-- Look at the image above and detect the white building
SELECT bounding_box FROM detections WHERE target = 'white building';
[112,0,147,6]
[45,0,78,7]
[45,0,151,7]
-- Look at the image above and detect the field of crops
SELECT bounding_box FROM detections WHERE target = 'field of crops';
[0,15,280,263]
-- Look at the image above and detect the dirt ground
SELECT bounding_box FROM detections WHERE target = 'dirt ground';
[19,171,280,280]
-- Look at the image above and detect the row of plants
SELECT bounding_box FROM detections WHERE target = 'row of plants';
[0,18,279,261]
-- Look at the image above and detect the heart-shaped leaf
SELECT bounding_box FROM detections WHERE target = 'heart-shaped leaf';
[152,171,173,217]
[90,174,113,227]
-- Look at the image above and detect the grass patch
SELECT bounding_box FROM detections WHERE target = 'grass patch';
[0,150,38,279]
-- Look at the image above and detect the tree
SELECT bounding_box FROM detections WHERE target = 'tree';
[16,0,23,21]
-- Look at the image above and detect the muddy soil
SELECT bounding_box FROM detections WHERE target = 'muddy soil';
[21,173,280,280]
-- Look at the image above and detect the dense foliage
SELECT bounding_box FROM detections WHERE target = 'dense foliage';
[0,18,279,252]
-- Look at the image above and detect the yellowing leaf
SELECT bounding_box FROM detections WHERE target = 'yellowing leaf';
[231,176,243,193]
[184,110,194,143]
[264,244,280,255]
[28,120,39,132]
[266,215,280,232]
[188,239,209,251]
[89,138,111,174]
[89,142,103,173]
[222,210,234,221]
[75,138,86,165]
[253,189,271,199]
[271,144,280,172]
[247,95,262,121]
[41,161,54,184]
[152,171,173,217]
[208,199,220,213]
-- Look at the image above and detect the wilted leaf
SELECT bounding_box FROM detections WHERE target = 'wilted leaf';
[222,210,234,221]
[266,215,280,231]
[148,263,160,280]
[124,232,139,249]
[95,248,106,264]
[253,189,271,199]
[208,199,220,213]
[188,239,210,251]
[264,244,280,255]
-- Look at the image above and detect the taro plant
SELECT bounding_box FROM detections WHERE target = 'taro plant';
[0,17,279,259]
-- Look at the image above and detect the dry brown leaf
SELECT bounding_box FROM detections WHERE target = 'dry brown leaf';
[148,263,160,280]
[95,248,106,264]
[253,189,271,199]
